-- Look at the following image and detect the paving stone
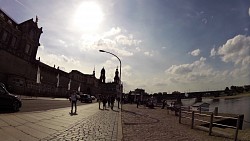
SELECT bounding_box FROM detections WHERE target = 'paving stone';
[41,106,120,141]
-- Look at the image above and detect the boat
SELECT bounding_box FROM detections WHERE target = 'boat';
[191,102,210,112]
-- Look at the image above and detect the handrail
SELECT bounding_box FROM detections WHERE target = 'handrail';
[178,106,241,141]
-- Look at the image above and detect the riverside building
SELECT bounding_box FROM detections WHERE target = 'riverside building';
[0,8,121,98]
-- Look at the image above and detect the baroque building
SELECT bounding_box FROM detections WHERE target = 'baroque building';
[0,8,121,98]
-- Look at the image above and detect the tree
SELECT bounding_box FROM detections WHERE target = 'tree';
[225,87,230,96]
[172,91,182,104]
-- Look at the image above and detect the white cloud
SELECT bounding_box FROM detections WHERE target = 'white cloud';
[58,39,68,48]
[115,34,142,46]
[136,47,141,51]
[77,27,141,57]
[144,51,153,57]
[210,47,216,57]
[188,49,201,56]
[36,47,82,72]
[103,27,121,37]
[217,35,250,66]
[165,57,218,83]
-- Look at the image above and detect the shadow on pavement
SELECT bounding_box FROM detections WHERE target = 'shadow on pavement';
[0,109,17,114]
[69,112,78,116]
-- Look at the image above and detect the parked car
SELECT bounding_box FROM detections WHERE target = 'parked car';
[91,96,96,100]
[0,82,22,112]
[79,94,92,103]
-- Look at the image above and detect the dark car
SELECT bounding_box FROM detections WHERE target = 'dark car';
[0,83,22,112]
[79,94,92,103]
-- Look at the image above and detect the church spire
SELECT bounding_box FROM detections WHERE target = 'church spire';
[93,66,95,77]
[114,67,120,84]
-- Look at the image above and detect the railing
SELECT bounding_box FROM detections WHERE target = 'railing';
[178,106,241,141]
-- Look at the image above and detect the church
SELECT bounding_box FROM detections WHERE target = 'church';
[0,8,122,98]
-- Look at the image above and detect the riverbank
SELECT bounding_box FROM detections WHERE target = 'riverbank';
[211,92,250,100]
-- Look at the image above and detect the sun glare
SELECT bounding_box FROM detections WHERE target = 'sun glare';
[73,2,104,31]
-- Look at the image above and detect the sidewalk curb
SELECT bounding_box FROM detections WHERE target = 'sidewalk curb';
[117,108,123,141]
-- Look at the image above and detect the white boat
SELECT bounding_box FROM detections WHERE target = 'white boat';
[191,102,210,111]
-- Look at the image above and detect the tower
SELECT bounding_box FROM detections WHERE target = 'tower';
[114,67,120,84]
[99,67,106,83]
[93,66,95,77]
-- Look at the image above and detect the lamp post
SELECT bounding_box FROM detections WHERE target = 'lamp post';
[99,50,122,109]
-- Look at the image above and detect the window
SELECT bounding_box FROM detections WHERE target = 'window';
[0,13,4,18]
[1,30,8,42]
[25,44,31,54]
[7,19,12,25]
[11,36,17,47]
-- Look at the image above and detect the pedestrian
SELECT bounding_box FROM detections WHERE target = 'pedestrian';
[107,96,111,108]
[102,96,107,110]
[161,99,166,109]
[110,95,115,110]
[117,97,120,109]
[70,91,77,114]
[98,94,102,109]
[136,98,140,108]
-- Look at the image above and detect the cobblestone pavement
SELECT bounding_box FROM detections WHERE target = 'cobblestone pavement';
[42,107,120,141]
[121,104,234,141]
[0,102,121,141]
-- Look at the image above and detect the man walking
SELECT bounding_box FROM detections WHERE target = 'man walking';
[70,91,77,114]
[110,95,115,110]
[98,94,102,109]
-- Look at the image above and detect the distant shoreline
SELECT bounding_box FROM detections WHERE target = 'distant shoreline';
[211,92,250,100]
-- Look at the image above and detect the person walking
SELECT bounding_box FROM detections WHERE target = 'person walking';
[136,98,140,108]
[110,95,115,110]
[161,99,166,109]
[98,94,102,109]
[70,91,78,114]
[107,96,111,108]
[102,96,107,110]
[117,97,120,109]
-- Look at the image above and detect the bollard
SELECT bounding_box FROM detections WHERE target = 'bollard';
[214,107,218,116]
[209,113,214,135]
[234,115,240,141]
[191,111,194,129]
[179,108,181,123]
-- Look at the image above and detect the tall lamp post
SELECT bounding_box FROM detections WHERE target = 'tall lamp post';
[99,50,122,109]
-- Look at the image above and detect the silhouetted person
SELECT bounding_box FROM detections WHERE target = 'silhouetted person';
[110,96,115,110]
[70,91,77,114]
[102,96,107,110]
[117,97,120,109]
[98,94,102,109]
[107,96,111,108]
[161,99,166,109]
[136,99,140,108]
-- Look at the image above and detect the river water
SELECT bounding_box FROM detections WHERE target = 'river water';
[181,96,250,129]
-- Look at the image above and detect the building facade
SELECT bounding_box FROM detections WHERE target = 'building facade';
[0,8,121,98]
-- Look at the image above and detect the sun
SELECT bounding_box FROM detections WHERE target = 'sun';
[73,2,104,31]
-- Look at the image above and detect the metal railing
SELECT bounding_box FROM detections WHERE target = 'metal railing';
[178,106,241,141]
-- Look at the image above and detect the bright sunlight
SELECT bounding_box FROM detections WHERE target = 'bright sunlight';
[73,1,104,32]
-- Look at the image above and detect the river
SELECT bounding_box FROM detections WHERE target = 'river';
[180,96,250,129]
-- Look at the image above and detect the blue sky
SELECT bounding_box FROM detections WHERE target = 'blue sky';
[1,0,250,93]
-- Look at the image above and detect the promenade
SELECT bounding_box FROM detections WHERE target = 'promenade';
[1,101,250,141]
[121,104,249,141]
[0,103,121,141]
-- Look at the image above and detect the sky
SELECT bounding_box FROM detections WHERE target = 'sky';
[1,0,250,93]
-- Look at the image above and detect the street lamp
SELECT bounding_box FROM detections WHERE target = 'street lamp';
[99,50,122,108]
